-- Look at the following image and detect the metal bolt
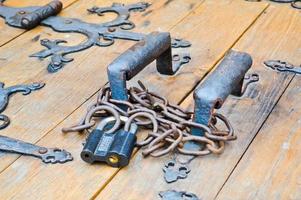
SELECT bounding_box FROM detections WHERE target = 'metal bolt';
[64,20,72,24]
[38,148,48,154]
[108,27,116,32]
[21,19,30,26]
[53,61,60,66]
[173,55,180,61]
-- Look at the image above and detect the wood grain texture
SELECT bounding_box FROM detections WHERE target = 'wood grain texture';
[0,0,203,172]
[216,76,301,200]
[0,0,205,199]
[0,1,268,199]
[95,4,300,200]
[0,0,79,46]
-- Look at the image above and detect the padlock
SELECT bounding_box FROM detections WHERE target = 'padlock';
[81,116,138,167]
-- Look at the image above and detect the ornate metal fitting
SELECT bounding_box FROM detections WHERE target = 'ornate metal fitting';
[163,160,190,183]
[159,190,200,200]
[264,60,301,74]
[240,72,259,96]
[0,82,45,129]
[0,1,191,73]
[0,135,73,164]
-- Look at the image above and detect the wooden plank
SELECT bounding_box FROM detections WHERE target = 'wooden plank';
[216,76,301,199]
[0,0,204,171]
[0,1,268,199]
[95,4,301,200]
[0,0,79,46]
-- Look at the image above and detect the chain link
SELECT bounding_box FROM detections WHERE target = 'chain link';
[63,81,237,157]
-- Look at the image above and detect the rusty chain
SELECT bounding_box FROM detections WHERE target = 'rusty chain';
[62,81,236,158]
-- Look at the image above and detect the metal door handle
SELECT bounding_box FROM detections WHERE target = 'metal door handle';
[192,50,252,136]
[108,31,181,101]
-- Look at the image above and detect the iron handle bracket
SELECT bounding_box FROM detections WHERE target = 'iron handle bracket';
[108,31,188,101]
[192,50,252,136]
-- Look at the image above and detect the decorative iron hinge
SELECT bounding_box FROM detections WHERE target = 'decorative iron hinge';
[163,160,190,183]
[0,135,73,164]
[159,190,201,200]
[0,1,191,73]
[264,60,301,75]
[0,82,45,129]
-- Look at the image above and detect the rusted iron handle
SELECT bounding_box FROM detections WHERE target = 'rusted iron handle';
[107,31,174,101]
[20,1,63,29]
[192,50,252,136]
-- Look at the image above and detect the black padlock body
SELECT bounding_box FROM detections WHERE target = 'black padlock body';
[108,129,137,168]
[93,133,116,163]
[81,129,104,163]
[81,129,117,164]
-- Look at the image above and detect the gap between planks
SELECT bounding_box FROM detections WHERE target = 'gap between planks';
[91,4,271,199]
[216,76,301,199]
[94,4,300,200]
[0,2,195,172]
[0,0,270,199]
[214,73,295,200]
[0,0,206,179]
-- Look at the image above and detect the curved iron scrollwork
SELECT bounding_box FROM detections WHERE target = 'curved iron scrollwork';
[0,82,45,129]
[264,60,301,75]
[246,0,301,9]
[0,2,191,73]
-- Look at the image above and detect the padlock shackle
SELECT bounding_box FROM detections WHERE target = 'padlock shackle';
[107,31,175,102]
[192,50,252,136]
[96,116,138,133]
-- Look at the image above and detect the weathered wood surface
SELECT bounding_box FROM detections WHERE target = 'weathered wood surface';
[0,0,300,199]
[0,0,205,172]
[96,4,301,200]
[0,0,79,46]
[0,0,269,199]
[216,75,301,200]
